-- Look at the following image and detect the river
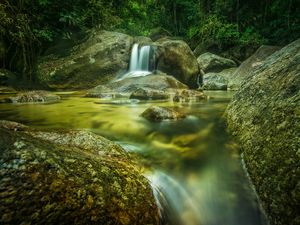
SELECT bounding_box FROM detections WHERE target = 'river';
[0,91,268,225]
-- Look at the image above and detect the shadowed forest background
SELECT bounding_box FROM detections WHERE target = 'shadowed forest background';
[1,0,299,84]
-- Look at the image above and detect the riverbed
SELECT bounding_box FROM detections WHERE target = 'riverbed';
[0,91,268,225]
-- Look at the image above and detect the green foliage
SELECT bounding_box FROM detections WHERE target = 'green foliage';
[0,0,299,83]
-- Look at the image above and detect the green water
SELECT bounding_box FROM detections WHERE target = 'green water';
[0,91,268,225]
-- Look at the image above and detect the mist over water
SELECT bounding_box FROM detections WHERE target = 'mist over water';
[0,91,268,225]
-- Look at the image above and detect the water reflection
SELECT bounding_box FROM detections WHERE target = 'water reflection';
[0,91,268,225]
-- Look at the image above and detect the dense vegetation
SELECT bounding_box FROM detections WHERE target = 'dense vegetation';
[0,0,299,82]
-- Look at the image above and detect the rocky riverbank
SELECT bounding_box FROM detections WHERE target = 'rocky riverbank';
[0,120,160,225]
[226,38,300,225]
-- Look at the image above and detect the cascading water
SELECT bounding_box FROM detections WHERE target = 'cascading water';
[120,43,154,80]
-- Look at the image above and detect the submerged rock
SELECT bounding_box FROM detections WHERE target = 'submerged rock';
[155,40,200,88]
[141,106,186,121]
[37,30,133,89]
[0,120,159,225]
[197,52,237,73]
[227,45,281,90]
[1,91,60,103]
[130,88,170,100]
[226,38,300,225]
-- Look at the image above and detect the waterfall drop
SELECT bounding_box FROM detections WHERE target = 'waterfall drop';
[120,43,154,80]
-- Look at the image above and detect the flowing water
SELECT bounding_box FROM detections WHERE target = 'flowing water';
[120,43,154,80]
[0,91,268,225]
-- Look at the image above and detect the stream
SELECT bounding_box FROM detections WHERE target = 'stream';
[0,91,268,225]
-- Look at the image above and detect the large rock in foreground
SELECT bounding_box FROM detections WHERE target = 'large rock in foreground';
[37,30,133,89]
[227,45,281,90]
[197,52,237,73]
[155,39,200,88]
[226,39,300,225]
[0,121,159,225]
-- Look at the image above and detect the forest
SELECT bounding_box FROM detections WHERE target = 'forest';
[1,0,299,83]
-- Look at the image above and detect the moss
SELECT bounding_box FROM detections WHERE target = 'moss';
[226,39,300,225]
[0,121,159,225]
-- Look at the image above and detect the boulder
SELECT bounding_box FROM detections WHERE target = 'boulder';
[141,106,186,121]
[226,39,300,225]
[86,73,188,97]
[155,40,200,88]
[173,89,207,102]
[1,91,60,103]
[130,88,170,100]
[197,52,237,73]
[0,121,159,225]
[227,45,281,90]
[202,68,237,90]
[203,73,227,90]
[37,30,133,89]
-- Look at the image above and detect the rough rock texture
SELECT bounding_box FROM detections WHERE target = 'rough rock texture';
[1,91,60,103]
[173,89,207,102]
[155,40,200,88]
[202,68,237,90]
[197,52,237,73]
[86,73,188,97]
[141,106,186,121]
[228,45,281,90]
[37,30,133,89]
[129,88,170,100]
[203,73,228,90]
[0,120,159,225]
[226,39,300,225]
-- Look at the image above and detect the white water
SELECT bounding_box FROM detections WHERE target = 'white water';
[120,43,153,80]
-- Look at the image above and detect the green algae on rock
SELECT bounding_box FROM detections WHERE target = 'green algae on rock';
[141,106,186,121]
[226,39,300,225]
[0,91,60,103]
[0,120,159,225]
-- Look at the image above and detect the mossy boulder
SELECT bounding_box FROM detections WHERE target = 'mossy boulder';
[130,88,170,100]
[141,106,186,121]
[86,73,188,97]
[0,120,159,225]
[37,30,133,90]
[155,40,200,88]
[1,91,60,103]
[227,45,281,90]
[226,38,300,225]
[173,89,207,102]
[202,68,237,90]
[197,52,237,73]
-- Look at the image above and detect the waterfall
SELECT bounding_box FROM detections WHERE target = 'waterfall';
[119,43,154,80]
